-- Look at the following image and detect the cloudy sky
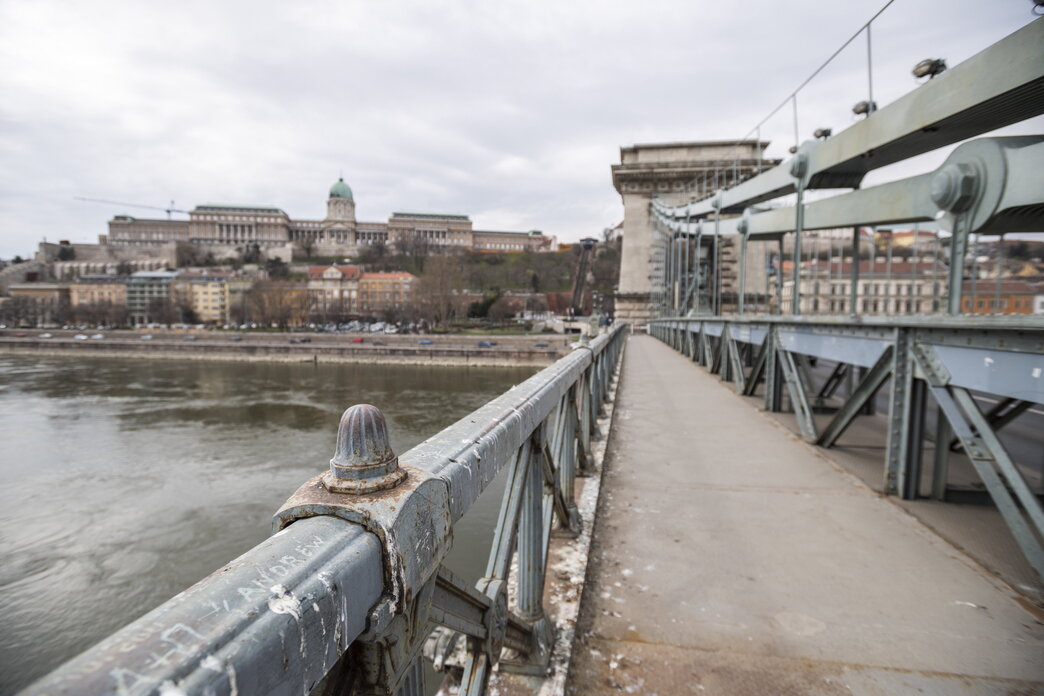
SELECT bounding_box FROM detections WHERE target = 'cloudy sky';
[0,0,1039,258]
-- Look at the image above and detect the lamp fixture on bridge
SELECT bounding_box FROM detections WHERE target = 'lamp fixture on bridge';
[814,128,832,140]
[788,145,798,154]
[852,100,877,116]
[912,58,947,79]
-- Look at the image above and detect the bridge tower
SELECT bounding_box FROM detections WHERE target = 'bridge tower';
[611,140,770,322]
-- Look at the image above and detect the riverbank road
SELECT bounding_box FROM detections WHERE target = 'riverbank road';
[568,334,1044,695]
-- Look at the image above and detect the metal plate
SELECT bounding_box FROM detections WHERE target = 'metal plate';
[777,328,890,368]
[930,344,1044,405]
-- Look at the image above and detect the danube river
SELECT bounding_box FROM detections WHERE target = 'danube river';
[0,355,535,693]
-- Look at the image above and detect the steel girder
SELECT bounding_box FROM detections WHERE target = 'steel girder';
[913,343,1044,580]
[653,19,1044,221]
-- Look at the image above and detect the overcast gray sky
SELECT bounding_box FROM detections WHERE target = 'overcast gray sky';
[0,0,1039,258]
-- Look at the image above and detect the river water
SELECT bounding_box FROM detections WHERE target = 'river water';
[0,355,536,693]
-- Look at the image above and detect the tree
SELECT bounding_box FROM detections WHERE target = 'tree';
[416,255,464,327]
[266,257,290,279]
[467,291,501,319]
[488,295,517,322]
[240,243,262,264]
[356,241,388,266]
[395,236,431,259]
[296,237,317,260]
[248,281,312,329]
[57,245,76,261]
[147,298,180,326]
[180,305,200,324]
[1,296,36,326]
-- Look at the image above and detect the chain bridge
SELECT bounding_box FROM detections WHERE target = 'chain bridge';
[22,15,1044,696]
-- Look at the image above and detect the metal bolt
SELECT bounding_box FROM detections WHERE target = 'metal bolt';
[322,404,407,494]
[930,162,977,213]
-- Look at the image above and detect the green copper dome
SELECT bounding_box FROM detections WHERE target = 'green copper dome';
[329,177,353,200]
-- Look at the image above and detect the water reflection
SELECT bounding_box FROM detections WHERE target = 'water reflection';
[0,355,534,693]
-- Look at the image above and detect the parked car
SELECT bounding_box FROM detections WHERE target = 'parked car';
[418,339,433,345]
[73,334,88,340]
[183,335,198,342]
[39,333,53,339]
[477,341,492,348]
[535,342,550,348]
[351,337,364,344]
[140,334,153,341]
[229,336,243,342]
[372,339,386,346]
[90,333,104,340]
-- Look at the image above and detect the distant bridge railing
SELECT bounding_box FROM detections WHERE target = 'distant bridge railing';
[649,315,1044,583]
[23,324,626,696]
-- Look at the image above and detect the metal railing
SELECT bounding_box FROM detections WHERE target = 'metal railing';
[23,324,627,696]
[649,316,1044,584]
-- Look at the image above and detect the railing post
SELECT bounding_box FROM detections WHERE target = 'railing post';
[764,326,783,412]
[775,238,784,314]
[885,328,914,496]
[712,190,722,315]
[578,371,593,472]
[518,429,547,622]
[947,214,968,314]
[738,217,750,315]
[789,149,810,315]
[850,226,861,314]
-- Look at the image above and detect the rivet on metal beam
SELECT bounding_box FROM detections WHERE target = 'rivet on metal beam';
[323,404,407,494]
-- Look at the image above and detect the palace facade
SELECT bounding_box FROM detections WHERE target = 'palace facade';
[102,177,556,257]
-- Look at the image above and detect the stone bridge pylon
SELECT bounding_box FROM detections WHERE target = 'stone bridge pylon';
[611,140,776,323]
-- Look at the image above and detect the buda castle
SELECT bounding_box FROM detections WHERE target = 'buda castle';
[103,177,556,257]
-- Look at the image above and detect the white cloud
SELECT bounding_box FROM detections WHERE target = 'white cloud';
[0,0,1038,256]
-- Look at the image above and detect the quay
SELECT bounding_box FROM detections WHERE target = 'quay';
[569,334,1044,694]
[0,331,570,367]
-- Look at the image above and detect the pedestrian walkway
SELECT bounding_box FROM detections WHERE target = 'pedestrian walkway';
[567,334,1044,695]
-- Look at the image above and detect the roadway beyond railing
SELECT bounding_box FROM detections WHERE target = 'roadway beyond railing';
[23,324,627,696]
[649,315,1044,585]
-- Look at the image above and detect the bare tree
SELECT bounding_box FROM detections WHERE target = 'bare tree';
[416,255,464,327]
[296,237,317,260]
[249,281,313,329]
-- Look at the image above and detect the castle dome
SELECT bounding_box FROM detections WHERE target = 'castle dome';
[329,177,353,200]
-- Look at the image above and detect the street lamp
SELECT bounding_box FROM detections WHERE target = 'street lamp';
[912,58,947,79]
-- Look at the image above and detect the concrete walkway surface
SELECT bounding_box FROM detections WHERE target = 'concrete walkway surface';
[567,334,1044,695]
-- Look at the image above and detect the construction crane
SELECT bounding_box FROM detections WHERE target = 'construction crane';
[569,237,598,317]
[74,197,189,220]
